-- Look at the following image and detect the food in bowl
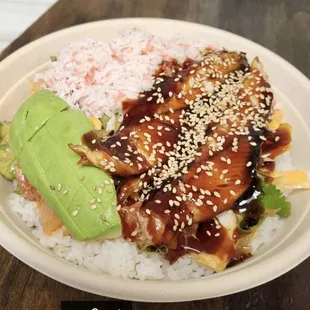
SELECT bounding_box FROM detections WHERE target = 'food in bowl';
[1,28,309,281]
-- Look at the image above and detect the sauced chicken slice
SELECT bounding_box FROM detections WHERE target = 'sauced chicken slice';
[118,58,273,262]
[119,134,259,246]
[15,165,63,235]
[70,52,249,176]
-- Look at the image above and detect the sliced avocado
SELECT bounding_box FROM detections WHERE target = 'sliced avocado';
[10,91,121,240]
[0,122,11,145]
[0,122,16,180]
[10,90,68,158]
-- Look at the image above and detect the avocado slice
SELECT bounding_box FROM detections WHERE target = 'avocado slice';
[0,122,16,181]
[10,90,68,158]
[10,90,121,240]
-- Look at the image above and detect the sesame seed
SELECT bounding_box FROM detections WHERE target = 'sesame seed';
[175,214,180,220]
[246,161,252,167]
[50,185,55,190]
[72,210,78,216]
[146,209,151,215]
[57,184,62,191]
[230,190,236,196]
[131,231,138,237]
[63,190,69,195]
[91,204,97,210]
[91,139,96,144]
[214,191,221,198]
[275,136,280,142]
[116,205,121,211]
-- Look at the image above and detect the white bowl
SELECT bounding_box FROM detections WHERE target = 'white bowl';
[0,18,310,302]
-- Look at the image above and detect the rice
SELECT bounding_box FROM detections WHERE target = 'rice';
[9,189,283,280]
[10,29,285,280]
[33,28,215,118]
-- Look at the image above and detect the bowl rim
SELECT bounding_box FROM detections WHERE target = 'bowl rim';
[0,17,310,302]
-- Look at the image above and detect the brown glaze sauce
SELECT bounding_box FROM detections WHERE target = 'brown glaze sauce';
[262,123,292,159]
[166,219,235,264]
[84,56,292,270]
[166,124,292,267]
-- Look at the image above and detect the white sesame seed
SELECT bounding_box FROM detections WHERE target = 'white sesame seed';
[230,190,236,196]
[72,210,79,216]
[214,191,221,198]
[174,213,180,220]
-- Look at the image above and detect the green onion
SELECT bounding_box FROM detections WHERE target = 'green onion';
[100,115,111,129]
[50,56,57,62]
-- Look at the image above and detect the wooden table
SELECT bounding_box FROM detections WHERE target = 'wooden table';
[1,1,310,309]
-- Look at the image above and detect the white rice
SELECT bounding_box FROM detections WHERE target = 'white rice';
[11,29,286,280]
[33,28,215,119]
[9,191,283,280]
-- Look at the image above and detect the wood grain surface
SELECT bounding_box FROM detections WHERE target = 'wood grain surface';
[1,0,310,309]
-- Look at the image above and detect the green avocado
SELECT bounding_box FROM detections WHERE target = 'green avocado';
[0,122,16,180]
[10,90,121,240]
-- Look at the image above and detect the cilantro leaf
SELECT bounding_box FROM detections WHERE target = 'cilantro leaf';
[260,182,291,218]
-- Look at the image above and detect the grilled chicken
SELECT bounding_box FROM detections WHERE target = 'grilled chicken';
[70,51,249,176]
[118,57,273,271]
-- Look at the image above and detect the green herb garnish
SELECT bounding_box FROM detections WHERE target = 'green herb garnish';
[50,56,57,62]
[260,182,291,218]
[100,114,111,129]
